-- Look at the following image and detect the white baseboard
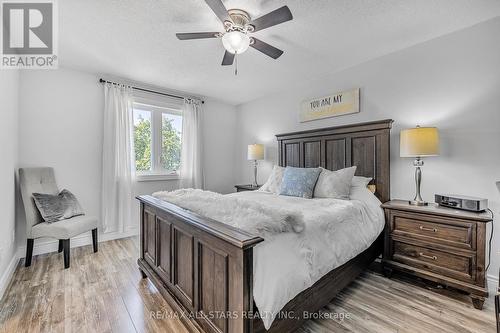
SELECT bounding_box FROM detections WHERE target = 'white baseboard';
[487,274,499,294]
[16,227,139,259]
[0,254,20,302]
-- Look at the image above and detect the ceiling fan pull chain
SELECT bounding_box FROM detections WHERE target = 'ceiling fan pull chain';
[235,51,238,76]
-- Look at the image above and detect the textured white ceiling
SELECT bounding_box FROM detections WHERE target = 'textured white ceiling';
[60,0,500,105]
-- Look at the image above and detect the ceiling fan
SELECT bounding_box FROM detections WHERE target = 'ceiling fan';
[176,0,293,67]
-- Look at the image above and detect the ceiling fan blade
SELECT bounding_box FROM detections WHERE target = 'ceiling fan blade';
[249,6,293,32]
[221,51,235,66]
[204,0,232,23]
[250,38,284,59]
[176,32,219,40]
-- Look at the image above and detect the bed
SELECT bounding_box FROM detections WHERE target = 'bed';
[137,119,393,333]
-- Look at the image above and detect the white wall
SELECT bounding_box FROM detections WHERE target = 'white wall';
[17,67,237,254]
[236,18,500,283]
[202,98,238,194]
[17,68,104,250]
[0,70,19,298]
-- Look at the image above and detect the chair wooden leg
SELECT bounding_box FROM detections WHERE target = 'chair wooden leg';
[91,228,98,253]
[63,239,70,269]
[25,239,34,267]
[58,239,63,253]
[495,294,500,333]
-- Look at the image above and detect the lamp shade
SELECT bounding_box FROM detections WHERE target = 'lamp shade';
[400,126,440,157]
[247,144,264,160]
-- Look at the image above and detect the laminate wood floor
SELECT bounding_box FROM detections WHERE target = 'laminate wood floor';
[0,237,496,333]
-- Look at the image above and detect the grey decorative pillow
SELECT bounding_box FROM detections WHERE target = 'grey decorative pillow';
[32,189,84,223]
[314,166,357,199]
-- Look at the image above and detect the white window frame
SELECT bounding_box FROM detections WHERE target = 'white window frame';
[133,98,183,182]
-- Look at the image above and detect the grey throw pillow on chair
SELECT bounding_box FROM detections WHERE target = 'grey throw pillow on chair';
[32,189,85,223]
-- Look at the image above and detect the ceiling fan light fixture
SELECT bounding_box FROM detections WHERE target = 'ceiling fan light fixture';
[222,31,250,54]
[176,2,292,67]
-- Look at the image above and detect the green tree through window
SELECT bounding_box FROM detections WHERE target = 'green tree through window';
[161,115,181,171]
[134,115,152,171]
[133,106,182,174]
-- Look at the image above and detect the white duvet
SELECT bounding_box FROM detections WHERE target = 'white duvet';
[152,188,305,238]
[227,187,384,329]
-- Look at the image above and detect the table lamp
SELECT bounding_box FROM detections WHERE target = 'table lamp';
[400,126,440,206]
[247,144,264,187]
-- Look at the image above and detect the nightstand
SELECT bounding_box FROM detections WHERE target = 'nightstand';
[381,199,492,310]
[235,184,260,192]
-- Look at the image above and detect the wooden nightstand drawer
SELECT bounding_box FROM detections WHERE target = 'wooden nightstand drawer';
[382,200,492,309]
[393,240,475,283]
[391,211,475,250]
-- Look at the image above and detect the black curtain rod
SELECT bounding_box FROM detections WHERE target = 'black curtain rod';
[99,78,204,104]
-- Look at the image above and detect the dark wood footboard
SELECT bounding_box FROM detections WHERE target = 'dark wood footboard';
[137,195,264,333]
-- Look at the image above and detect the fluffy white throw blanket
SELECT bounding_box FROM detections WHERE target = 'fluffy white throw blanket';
[152,189,305,238]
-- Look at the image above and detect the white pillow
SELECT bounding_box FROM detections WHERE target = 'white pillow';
[352,175,372,188]
[259,165,285,194]
[313,166,357,199]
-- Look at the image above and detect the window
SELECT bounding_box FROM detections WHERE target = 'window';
[133,100,182,180]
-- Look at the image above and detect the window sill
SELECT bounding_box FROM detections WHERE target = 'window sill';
[135,173,180,182]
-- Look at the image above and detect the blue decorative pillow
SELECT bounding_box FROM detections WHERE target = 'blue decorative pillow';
[279,167,321,199]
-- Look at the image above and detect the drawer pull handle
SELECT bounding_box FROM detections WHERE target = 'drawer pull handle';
[419,226,437,232]
[419,252,437,260]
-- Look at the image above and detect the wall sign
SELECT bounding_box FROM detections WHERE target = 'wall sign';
[299,88,360,122]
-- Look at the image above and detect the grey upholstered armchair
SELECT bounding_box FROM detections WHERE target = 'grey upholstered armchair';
[19,167,98,269]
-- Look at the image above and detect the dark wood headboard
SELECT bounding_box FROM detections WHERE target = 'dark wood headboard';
[276,119,393,203]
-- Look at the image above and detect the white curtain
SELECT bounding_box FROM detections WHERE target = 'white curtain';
[101,83,135,233]
[180,98,204,189]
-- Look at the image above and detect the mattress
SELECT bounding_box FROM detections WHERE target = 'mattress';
[226,187,384,329]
